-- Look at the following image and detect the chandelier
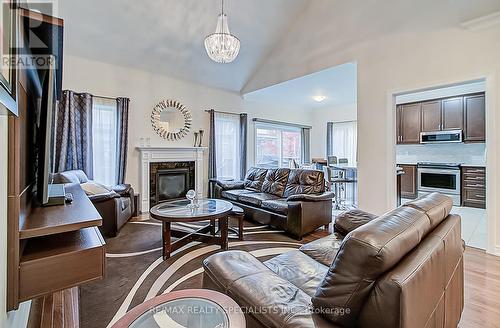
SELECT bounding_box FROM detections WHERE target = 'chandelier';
[204,0,240,63]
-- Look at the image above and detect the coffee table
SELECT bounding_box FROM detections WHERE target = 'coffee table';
[111,289,246,328]
[150,199,233,260]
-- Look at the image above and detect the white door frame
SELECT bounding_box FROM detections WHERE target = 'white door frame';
[387,74,497,256]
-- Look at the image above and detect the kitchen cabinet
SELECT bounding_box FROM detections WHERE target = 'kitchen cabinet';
[396,92,485,144]
[398,103,421,144]
[464,94,486,142]
[421,100,441,132]
[462,166,486,209]
[399,164,418,199]
[442,97,464,130]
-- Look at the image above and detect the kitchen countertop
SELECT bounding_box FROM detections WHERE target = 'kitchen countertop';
[396,162,485,167]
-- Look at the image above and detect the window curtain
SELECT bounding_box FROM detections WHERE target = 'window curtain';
[214,112,241,179]
[116,97,130,184]
[331,121,357,164]
[239,113,247,179]
[326,122,334,157]
[301,127,311,164]
[208,109,217,191]
[54,90,93,177]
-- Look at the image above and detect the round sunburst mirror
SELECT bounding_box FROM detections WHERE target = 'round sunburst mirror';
[151,100,192,141]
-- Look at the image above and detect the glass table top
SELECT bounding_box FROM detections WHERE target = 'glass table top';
[130,297,229,328]
[150,199,233,219]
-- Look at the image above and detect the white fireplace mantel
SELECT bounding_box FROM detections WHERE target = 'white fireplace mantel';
[137,147,207,212]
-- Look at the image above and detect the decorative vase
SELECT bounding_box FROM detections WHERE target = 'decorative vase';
[198,129,204,147]
[193,132,199,147]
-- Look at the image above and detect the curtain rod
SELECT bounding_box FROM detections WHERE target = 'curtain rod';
[252,118,312,129]
[328,119,357,124]
[205,109,246,115]
[93,94,122,100]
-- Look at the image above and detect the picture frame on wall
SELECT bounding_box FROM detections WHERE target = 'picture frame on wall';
[0,0,17,115]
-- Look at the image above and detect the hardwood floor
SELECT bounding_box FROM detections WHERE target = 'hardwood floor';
[460,247,500,328]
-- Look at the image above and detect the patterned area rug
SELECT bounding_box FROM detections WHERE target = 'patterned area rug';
[80,218,317,328]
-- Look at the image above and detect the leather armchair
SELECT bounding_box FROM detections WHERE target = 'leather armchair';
[52,170,134,237]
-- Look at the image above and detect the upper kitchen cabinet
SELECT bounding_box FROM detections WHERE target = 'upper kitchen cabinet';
[396,92,485,144]
[397,103,421,144]
[421,100,441,132]
[442,97,464,130]
[464,94,486,142]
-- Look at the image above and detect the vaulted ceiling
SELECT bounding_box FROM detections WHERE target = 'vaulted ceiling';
[56,0,500,94]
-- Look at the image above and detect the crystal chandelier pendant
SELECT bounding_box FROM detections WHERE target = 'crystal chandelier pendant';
[204,3,240,63]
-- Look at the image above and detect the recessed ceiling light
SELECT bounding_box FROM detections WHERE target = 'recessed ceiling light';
[312,95,326,102]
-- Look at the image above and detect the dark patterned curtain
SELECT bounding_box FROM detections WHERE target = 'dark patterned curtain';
[208,109,217,193]
[116,97,130,184]
[54,90,93,177]
[239,113,247,179]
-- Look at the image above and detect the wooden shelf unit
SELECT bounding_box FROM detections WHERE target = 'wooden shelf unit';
[20,184,102,239]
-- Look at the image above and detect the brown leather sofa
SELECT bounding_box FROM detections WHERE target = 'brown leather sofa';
[53,170,135,237]
[214,167,334,239]
[202,193,464,327]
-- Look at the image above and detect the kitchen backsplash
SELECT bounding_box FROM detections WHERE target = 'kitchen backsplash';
[396,143,486,166]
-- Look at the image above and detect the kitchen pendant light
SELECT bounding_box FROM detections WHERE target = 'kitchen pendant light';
[204,0,240,63]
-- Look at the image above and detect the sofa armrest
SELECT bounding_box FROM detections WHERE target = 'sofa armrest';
[287,191,335,202]
[203,250,330,328]
[215,179,245,190]
[88,191,120,203]
[111,184,133,196]
[334,209,378,236]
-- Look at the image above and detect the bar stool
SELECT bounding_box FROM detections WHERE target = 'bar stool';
[332,170,357,210]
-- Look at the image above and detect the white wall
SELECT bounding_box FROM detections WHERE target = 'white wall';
[62,55,313,193]
[0,115,31,328]
[241,1,500,253]
[310,103,357,158]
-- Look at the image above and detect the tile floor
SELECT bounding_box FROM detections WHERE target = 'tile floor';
[333,202,487,250]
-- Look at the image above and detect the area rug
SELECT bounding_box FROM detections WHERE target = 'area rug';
[80,218,317,328]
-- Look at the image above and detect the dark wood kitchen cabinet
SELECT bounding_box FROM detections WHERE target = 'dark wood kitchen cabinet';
[397,103,421,144]
[462,166,486,208]
[421,100,441,132]
[398,164,418,199]
[442,97,464,130]
[396,92,485,144]
[464,94,486,142]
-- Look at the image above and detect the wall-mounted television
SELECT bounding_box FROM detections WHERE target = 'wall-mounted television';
[36,55,58,205]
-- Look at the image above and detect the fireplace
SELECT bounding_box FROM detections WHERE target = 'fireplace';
[150,161,195,208]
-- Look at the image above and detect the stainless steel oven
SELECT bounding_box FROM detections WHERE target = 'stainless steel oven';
[417,163,461,205]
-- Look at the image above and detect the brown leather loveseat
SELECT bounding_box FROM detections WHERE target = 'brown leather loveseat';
[53,170,135,237]
[203,193,464,327]
[214,167,334,239]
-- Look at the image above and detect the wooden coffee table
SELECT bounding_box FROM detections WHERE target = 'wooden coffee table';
[150,199,233,260]
[111,289,246,328]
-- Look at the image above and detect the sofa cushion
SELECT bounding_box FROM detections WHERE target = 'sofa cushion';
[238,193,280,206]
[265,250,329,297]
[221,189,255,201]
[261,168,290,197]
[334,209,378,236]
[403,192,452,228]
[283,169,325,198]
[81,181,113,195]
[312,195,452,326]
[261,199,289,215]
[299,233,343,267]
[243,167,268,191]
[54,170,90,184]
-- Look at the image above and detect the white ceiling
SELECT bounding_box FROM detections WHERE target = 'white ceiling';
[244,62,357,109]
[57,0,308,92]
[53,0,500,94]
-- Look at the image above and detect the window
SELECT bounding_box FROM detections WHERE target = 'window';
[92,97,118,186]
[255,123,302,168]
[215,113,241,179]
[331,121,357,164]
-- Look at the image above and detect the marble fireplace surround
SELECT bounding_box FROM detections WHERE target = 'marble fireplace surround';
[137,147,207,212]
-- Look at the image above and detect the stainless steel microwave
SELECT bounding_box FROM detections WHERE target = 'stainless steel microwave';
[420,130,462,144]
